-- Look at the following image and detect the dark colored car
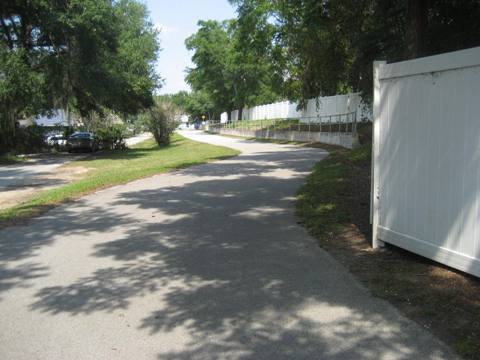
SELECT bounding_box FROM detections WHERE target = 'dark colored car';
[67,132,99,152]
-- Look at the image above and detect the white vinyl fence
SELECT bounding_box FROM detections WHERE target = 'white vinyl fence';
[372,46,480,277]
[224,93,370,123]
[220,112,228,123]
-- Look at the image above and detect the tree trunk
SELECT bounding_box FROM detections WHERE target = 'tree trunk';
[0,109,17,153]
[407,0,429,58]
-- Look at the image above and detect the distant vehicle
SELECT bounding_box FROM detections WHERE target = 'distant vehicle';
[44,132,61,143]
[67,132,99,152]
[46,135,67,147]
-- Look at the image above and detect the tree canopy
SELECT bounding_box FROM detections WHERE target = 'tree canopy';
[183,0,480,117]
[185,16,281,119]
[0,0,159,152]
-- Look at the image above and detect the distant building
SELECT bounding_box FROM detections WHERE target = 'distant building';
[17,109,123,128]
[34,109,70,126]
[17,109,73,127]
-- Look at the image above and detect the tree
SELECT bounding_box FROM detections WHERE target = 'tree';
[227,1,281,118]
[185,90,216,120]
[185,17,281,120]
[185,20,234,117]
[0,0,160,153]
[0,46,44,151]
[110,0,160,115]
[229,0,480,105]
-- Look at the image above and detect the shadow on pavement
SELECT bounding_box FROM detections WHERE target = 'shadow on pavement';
[1,147,453,359]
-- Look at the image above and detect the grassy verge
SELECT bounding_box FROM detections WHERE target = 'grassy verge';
[297,142,480,359]
[0,133,239,226]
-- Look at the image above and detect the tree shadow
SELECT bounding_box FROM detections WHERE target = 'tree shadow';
[3,144,454,358]
[0,202,140,300]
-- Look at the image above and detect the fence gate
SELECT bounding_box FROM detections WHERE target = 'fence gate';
[371,47,480,277]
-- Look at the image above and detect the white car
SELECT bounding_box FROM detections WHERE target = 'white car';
[46,135,67,147]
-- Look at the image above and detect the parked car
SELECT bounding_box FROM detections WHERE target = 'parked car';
[46,135,67,147]
[67,132,99,152]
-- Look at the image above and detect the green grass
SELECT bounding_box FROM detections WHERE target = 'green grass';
[296,140,480,360]
[296,144,370,238]
[455,338,479,359]
[0,133,239,226]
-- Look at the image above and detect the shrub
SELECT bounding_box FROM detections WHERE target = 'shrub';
[95,124,127,150]
[13,125,47,154]
[147,101,179,146]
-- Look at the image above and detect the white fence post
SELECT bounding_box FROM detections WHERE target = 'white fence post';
[372,60,386,249]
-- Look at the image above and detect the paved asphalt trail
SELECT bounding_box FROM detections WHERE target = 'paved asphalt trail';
[0,130,456,359]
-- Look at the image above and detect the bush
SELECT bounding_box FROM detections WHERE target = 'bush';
[95,124,127,150]
[13,126,47,154]
[147,101,179,146]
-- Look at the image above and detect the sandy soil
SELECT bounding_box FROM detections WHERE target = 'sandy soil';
[0,164,89,209]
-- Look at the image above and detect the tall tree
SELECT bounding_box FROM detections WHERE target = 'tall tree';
[227,0,281,117]
[185,20,234,117]
[186,17,281,119]
[0,0,159,152]
[230,0,480,105]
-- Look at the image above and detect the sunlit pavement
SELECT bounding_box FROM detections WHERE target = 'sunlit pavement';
[125,132,153,147]
[0,130,457,359]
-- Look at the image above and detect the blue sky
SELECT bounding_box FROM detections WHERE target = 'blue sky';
[143,0,236,94]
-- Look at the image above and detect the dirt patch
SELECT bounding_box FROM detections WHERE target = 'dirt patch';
[0,165,90,210]
[297,130,480,359]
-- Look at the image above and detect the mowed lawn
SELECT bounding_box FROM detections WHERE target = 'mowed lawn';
[0,133,239,225]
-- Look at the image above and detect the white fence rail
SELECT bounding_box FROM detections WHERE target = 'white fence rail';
[226,93,371,123]
[372,46,480,277]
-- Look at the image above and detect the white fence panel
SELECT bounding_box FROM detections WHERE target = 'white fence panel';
[229,93,368,123]
[302,93,363,123]
[220,112,228,123]
[231,110,239,121]
[372,46,480,277]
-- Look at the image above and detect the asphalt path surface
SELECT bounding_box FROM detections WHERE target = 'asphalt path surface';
[0,130,457,359]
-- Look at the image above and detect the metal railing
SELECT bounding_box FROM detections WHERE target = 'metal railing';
[208,111,357,134]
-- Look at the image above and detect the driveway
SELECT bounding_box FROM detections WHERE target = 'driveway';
[126,132,152,147]
[0,130,456,359]
[0,154,89,209]
[0,134,152,209]
[0,154,84,191]
[0,133,152,191]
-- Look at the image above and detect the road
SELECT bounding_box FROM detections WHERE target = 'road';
[0,130,456,359]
